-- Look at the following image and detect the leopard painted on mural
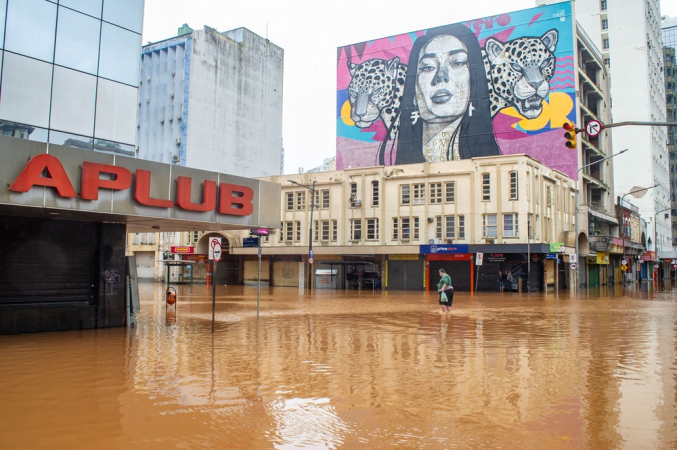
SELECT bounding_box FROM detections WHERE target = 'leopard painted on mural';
[482,29,558,119]
[347,57,407,138]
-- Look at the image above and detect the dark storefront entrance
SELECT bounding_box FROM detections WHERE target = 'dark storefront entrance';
[427,255,473,292]
[386,255,424,290]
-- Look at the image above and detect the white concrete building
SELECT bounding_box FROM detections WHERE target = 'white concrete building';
[137,25,284,178]
[541,0,670,256]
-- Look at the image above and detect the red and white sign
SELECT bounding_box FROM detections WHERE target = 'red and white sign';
[475,253,483,266]
[209,238,222,262]
[585,120,602,137]
[171,246,194,254]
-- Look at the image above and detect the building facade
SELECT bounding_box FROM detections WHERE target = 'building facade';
[0,0,143,154]
[573,0,671,260]
[663,16,677,251]
[230,155,578,292]
[137,25,284,178]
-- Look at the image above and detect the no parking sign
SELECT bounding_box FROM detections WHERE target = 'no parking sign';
[475,253,483,266]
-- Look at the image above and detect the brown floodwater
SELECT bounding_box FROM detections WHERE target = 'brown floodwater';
[2,282,677,449]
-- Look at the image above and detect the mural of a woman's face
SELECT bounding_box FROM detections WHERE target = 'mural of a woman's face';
[415,35,471,123]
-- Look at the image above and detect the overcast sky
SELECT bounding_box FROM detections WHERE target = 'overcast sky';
[142,0,677,175]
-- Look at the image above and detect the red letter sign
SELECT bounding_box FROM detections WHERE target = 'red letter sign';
[134,170,174,208]
[176,177,217,212]
[218,183,254,216]
[80,162,132,200]
[8,154,77,198]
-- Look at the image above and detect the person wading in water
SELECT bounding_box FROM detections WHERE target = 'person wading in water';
[437,268,454,313]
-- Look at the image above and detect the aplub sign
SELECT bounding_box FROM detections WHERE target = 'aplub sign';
[9,154,254,216]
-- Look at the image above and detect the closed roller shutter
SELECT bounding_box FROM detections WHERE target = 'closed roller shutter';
[387,259,424,290]
[135,251,155,280]
[0,216,98,306]
[429,260,472,292]
[273,261,299,287]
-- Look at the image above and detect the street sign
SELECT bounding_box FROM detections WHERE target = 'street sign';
[570,263,577,270]
[213,242,222,262]
[621,259,627,265]
[243,237,259,248]
[475,253,484,266]
[586,120,602,137]
[655,263,660,269]
[570,254,577,263]
[621,264,628,272]
[309,257,314,264]
[672,264,677,270]
[209,237,222,261]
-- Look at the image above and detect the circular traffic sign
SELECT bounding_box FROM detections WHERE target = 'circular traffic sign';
[655,263,660,269]
[211,240,222,262]
[586,120,602,137]
[570,263,577,270]
[621,259,627,265]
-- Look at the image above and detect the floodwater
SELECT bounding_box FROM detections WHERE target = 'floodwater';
[2,283,677,449]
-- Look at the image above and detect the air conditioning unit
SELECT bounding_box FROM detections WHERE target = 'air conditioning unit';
[172,155,180,162]
[354,199,362,207]
[428,238,439,245]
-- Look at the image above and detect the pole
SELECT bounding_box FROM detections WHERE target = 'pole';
[527,216,531,293]
[257,237,261,320]
[211,260,216,333]
[475,265,480,293]
[308,180,315,292]
[601,120,677,129]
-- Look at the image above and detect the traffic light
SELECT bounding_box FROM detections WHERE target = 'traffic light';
[563,121,578,149]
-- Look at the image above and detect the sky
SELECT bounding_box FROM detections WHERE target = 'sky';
[142,0,677,175]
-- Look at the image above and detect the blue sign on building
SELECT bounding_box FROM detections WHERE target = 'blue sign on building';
[419,244,469,254]
[243,237,260,248]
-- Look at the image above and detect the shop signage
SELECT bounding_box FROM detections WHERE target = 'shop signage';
[243,237,259,248]
[596,252,609,265]
[171,246,194,254]
[9,154,255,216]
[486,253,506,262]
[640,251,656,262]
[545,253,558,260]
[420,244,469,254]
[549,242,565,253]
[183,254,208,262]
[389,255,419,260]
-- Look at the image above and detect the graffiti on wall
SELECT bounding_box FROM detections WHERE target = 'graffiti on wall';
[337,2,577,178]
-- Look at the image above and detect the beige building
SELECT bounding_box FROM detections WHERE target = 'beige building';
[231,154,576,292]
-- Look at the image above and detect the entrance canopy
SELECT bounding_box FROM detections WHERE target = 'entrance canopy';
[0,136,281,232]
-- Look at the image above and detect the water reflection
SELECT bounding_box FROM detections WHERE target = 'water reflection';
[1,282,677,448]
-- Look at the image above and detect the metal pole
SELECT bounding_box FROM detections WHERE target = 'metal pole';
[601,120,677,129]
[527,216,530,293]
[257,237,261,320]
[308,180,315,292]
[211,260,216,333]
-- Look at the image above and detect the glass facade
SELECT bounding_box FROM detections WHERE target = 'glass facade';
[0,0,143,151]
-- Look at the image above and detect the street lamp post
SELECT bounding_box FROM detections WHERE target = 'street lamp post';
[574,149,628,293]
[619,185,658,284]
[288,179,316,291]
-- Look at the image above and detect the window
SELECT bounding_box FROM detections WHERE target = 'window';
[350,219,362,240]
[284,222,293,242]
[322,189,330,209]
[413,183,426,204]
[603,38,609,50]
[192,231,199,243]
[429,182,442,204]
[604,58,610,67]
[401,185,410,205]
[321,220,330,241]
[600,0,607,11]
[313,190,320,209]
[296,191,306,210]
[350,182,358,207]
[503,214,518,237]
[413,217,420,240]
[295,221,301,242]
[313,220,319,242]
[367,218,379,240]
[482,173,491,201]
[393,218,399,240]
[402,217,411,239]
[546,185,553,207]
[458,215,465,239]
[286,192,294,210]
[509,171,518,200]
[445,182,455,203]
[372,181,379,206]
[332,220,338,242]
[483,214,498,238]
[436,216,443,239]
[445,216,456,239]
[601,18,608,30]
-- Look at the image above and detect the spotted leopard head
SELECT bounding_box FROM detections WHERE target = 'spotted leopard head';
[484,30,558,119]
[347,58,401,128]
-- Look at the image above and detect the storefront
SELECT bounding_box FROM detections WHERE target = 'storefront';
[421,246,474,292]
[386,254,425,291]
[0,137,280,334]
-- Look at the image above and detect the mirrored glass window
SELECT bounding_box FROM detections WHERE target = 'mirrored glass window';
[102,0,143,33]
[5,0,57,62]
[60,0,102,19]
[55,7,100,74]
[49,130,94,150]
[0,0,7,49]
[50,66,96,136]
[0,53,53,128]
[95,78,138,145]
[0,121,48,142]
[99,23,141,86]
[94,139,135,157]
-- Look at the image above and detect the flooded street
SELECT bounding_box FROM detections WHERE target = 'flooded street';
[2,283,677,449]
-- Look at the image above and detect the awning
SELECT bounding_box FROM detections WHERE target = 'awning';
[588,208,618,225]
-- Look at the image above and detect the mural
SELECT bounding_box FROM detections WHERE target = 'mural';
[337,2,577,178]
